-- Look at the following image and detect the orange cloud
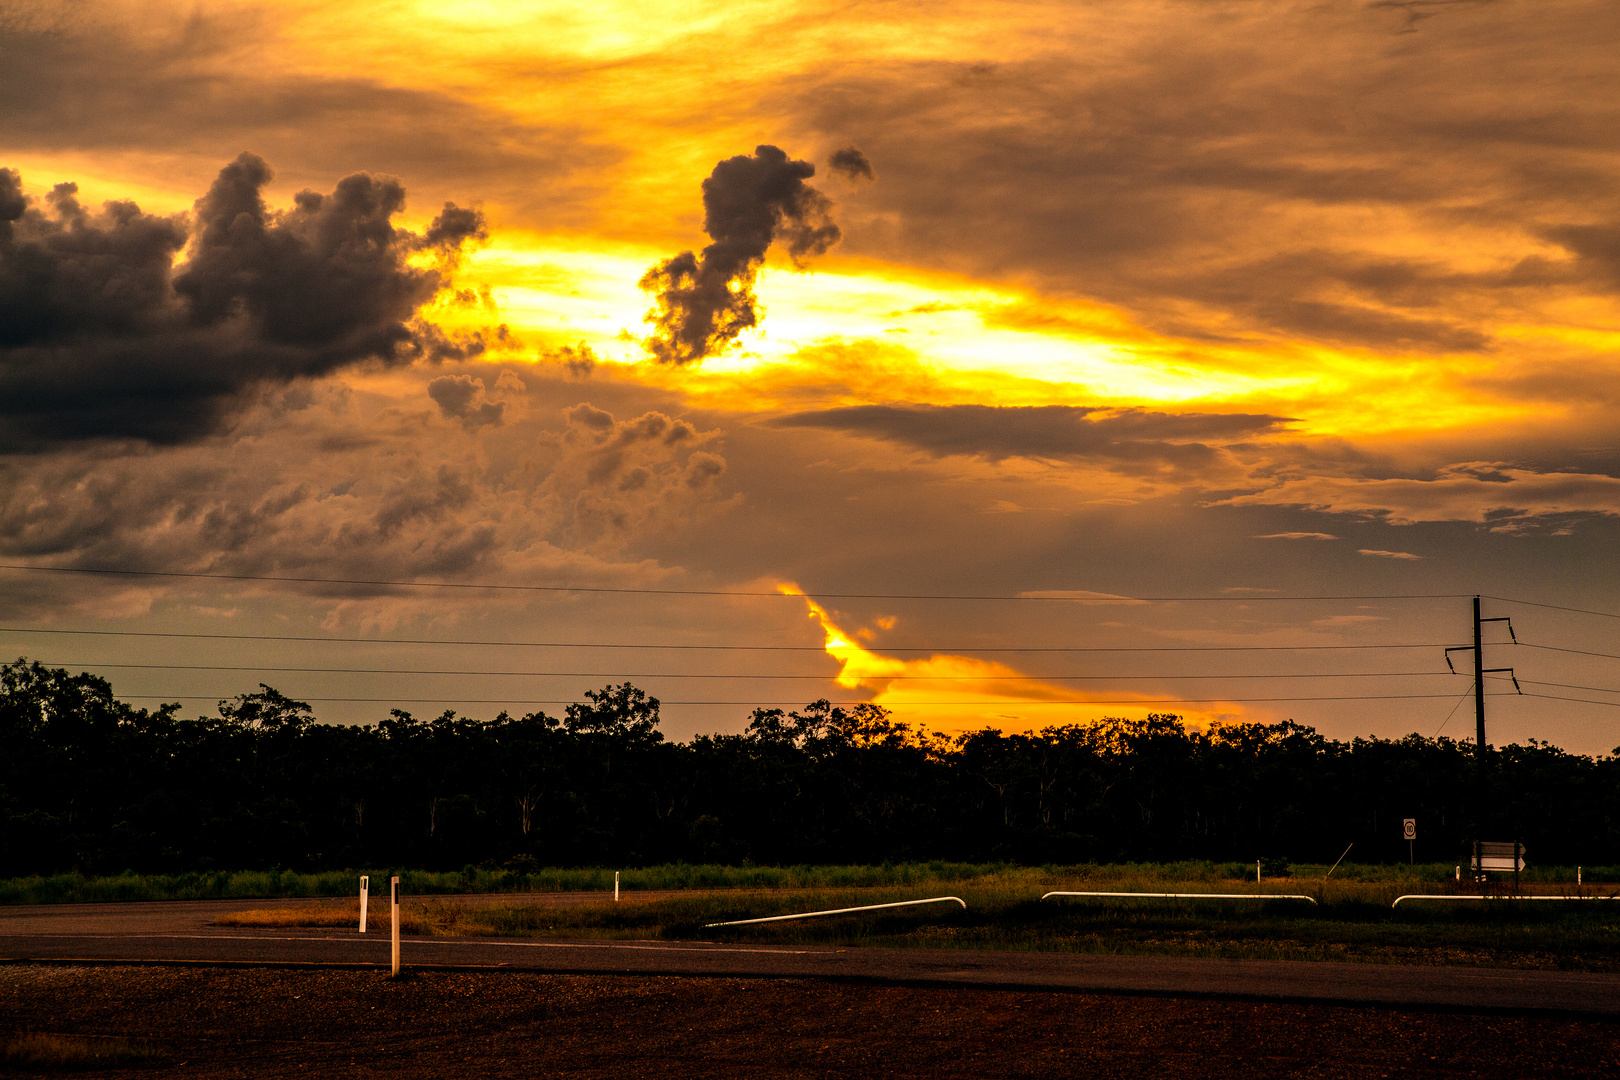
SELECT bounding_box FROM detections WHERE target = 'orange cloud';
[778,583,1245,734]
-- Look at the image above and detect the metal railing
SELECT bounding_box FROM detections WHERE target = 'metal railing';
[1042,890,1317,905]
[706,896,967,927]
[1391,894,1619,907]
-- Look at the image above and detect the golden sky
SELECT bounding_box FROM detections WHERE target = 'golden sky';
[3,0,1620,749]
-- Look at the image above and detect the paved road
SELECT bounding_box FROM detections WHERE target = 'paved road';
[4,896,1618,1017]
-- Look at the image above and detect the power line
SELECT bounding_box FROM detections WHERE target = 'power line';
[1522,691,1620,710]
[113,692,1491,706]
[36,662,1460,680]
[0,563,1467,603]
[0,626,1453,654]
[1524,678,1620,696]
[1520,642,1620,662]
[1486,595,1620,621]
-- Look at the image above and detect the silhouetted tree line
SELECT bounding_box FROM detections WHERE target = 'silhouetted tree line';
[3,658,1617,875]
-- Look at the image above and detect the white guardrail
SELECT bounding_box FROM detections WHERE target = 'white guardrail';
[1391,894,1619,907]
[1042,891,1317,904]
[706,896,967,927]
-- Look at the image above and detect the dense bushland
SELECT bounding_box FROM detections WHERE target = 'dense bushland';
[3,658,1616,875]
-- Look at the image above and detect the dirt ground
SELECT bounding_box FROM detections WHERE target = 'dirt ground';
[3,963,1618,1079]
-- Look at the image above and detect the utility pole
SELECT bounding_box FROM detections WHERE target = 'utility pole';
[1472,595,1485,757]
[1447,596,1520,755]
[1446,596,1521,847]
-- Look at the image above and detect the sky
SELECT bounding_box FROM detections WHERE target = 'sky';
[4,0,1620,752]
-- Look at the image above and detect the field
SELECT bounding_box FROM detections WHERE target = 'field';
[4,964,1617,1080]
[6,865,1619,1075]
[177,862,1620,972]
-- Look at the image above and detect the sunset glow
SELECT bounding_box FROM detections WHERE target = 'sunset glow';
[4,0,1620,752]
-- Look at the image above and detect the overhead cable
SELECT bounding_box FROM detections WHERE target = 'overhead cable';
[0,626,1452,654]
[0,563,1467,603]
[110,692,1502,706]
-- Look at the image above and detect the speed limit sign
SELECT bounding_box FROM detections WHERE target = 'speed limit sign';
[1402,818,1416,840]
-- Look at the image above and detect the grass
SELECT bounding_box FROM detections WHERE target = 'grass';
[210,866,1620,972]
[0,862,1019,905]
[6,860,1612,906]
[2,1032,164,1071]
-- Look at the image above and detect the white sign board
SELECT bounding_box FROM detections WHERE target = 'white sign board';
[1402,818,1416,841]
[1473,842,1526,872]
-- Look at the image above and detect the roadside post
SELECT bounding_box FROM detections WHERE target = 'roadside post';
[1403,818,1416,866]
[359,876,369,933]
[615,871,620,902]
[390,876,401,977]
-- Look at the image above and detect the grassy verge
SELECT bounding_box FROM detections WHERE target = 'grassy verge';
[7,861,1612,906]
[213,870,1620,972]
[0,862,1013,905]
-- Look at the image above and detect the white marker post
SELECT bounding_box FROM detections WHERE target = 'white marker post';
[390,875,401,977]
[1256,860,1261,883]
[615,871,620,902]
[359,875,369,933]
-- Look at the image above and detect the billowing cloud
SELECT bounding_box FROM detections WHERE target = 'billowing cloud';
[772,403,1291,473]
[540,343,598,379]
[540,403,729,549]
[0,154,485,449]
[0,369,732,623]
[639,145,841,365]
[427,375,504,429]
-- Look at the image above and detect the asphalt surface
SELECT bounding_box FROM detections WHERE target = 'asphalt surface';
[4,895,1619,1017]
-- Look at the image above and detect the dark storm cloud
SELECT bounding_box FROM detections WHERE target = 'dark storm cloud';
[640,146,840,365]
[0,154,484,449]
[772,404,1291,470]
[419,203,490,261]
[828,147,874,181]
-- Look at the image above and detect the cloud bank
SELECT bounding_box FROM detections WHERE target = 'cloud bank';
[773,403,1291,474]
[0,153,484,449]
[0,370,731,623]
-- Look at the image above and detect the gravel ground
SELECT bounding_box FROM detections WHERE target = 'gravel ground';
[3,963,1618,1078]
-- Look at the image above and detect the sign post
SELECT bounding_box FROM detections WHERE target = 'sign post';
[390,875,401,977]
[359,875,369,934]
[1403,818,1416,866]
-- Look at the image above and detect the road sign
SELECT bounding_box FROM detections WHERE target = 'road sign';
[1402,818,1416,841]
[1473,841,1525,872]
